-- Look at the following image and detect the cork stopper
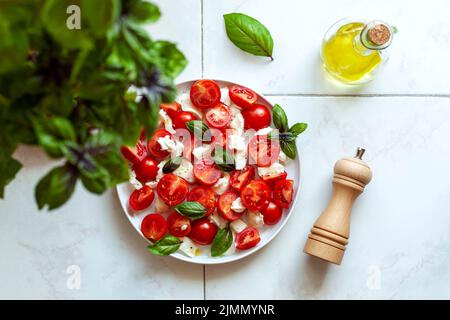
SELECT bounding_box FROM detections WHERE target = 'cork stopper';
[367,24,391,45]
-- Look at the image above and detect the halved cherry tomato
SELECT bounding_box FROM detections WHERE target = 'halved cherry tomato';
[236,227,261,250]
[193,162,222,186]
[167,212,191,237]
[156,173,189,206]
[147,129,172,160]
[273,179,294,209]
[141,213,168,242]
[240,180,271,211]
[230,166,255,192]
[129,185,155,211]
[172,111,198,130]
[262,202,283,225]
[133,157,159,182]
[190,80,221,110]
[205,103,231,129]
[187,186,216,216]
[120,139,147,164]
[261,171,287,187]
[218,191,244,221]
[160,101,181,117]
[242,104,271,130]
[248,135,280,167]
[189,218,218,245]
[229,85,258,109]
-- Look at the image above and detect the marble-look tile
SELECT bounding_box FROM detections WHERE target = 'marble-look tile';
[205,96,450,299]
[203,0,450,95]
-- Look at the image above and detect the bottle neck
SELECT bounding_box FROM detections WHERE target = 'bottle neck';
[353,21,394,56]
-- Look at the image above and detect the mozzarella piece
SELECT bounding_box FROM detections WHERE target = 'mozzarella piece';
[212,173,230,195]
[210,211,228,229]
[229,110,244,135]
[173,159,195,183]
[230,219,247,234]
[256,127,273,136]
[279,150,289,164]
[179,93,202,118]
[159,109,176,134]
[235,150,247,170]
[258,162,285,177]
[145,180,158,189]
[192,144,213,162]
[231,197,246,213]
[155,196,170,213]
[156,160,167,182]
[220,88,231,106]
[157,135,183,158]
[247,211,264,228]
[129,169,143,190]
[228,134,246,151]
[179,237,201,257]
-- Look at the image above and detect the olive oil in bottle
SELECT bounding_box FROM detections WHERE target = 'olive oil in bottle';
[321,19,395,85]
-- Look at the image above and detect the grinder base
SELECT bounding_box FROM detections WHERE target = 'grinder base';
[303,237,344,265]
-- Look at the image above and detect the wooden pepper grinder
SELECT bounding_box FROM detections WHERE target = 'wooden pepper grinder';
[303,148,372,265]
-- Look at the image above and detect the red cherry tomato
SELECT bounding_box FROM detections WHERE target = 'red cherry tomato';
[229,85,258,109]
[172,111,198,130]
[230,166,255,192]
[217,191,244,221]
[193,162,222,186]
[133,157,159,182]
[120,139,147,164]
[147,129,172,160]
[187,186,216,216]
[242,104,271,130]
[240,180,271,211]
[273,179,294,209]
[205,103,231,129]
[260,171,287,187]
[262,202,283,225]
[167,212,191,237]
[189,218,218,245]
[248,135,280,167]
[141,213,168,242]
[190,80,221,110]
[129,185,155,211]
[160,101,181,117]
[236,227,261,250]
[156,174,189,206]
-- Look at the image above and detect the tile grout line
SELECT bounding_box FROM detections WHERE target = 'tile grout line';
[200,0,206,302]
[262,93,450,98]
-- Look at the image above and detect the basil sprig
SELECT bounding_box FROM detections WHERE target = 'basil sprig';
[211,227,233,257]
[162,156,182,174]
[270,104,308,160]
[147,236,182,256]
[175,201,206,220]
[186,120,211,141]
[223,13,274,60]
[214,149,235,172]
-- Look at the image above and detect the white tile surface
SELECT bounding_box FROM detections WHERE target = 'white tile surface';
[204,0,450,95]
[205,96,450,299]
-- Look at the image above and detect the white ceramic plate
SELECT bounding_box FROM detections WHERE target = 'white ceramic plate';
[116,80,301,264]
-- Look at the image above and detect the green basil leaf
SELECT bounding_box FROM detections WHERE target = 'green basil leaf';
[149,41,188,79]
[186,120,211,141]
[214,149,235,172]
[128,1,161,24]
[0,153,22,198]
[289,123,308,137]
[82,0,120,37]
[147,235,182,256]
[163,156,182,174]
[175,201,207,220]
[272,104,288,132]
[280,140,297,160]
[223,13,274,60]
[211,227,233,257]
[35,164,78,210]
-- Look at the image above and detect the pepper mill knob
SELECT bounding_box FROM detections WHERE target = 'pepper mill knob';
[303,148,372,265]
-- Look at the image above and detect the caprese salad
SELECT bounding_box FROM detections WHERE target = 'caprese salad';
[121,80,307,258]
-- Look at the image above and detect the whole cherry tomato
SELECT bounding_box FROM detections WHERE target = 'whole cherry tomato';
[242,104,271,130]
[189,218,218,245]
[133,157,159,182]
[262,202,283,225]
[172,111,198,130]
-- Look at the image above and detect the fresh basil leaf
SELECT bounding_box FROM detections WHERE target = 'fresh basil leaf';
[280,140,297,160]
[272,104,289,132]
[35,164,78,210]
[0,153,22,198]
[80,174,109,194]
[82,0,120,38]
[211,227,233,257]
[214,149,235,172]
[163,156,182,174]
[128,1,161,24]
[149,41,188,79]
[175,201,206,220]
[289,123,308,137]
[186,120,211,141]
[147,235,182,256]
[223,13,274,60]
